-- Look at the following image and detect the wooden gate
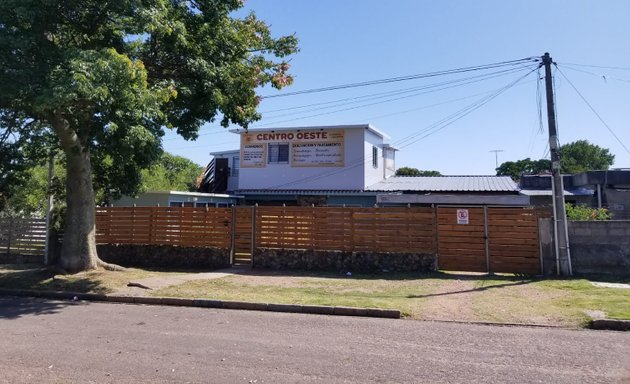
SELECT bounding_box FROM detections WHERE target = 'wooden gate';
[231,206,255,266]
[437,206,541,274]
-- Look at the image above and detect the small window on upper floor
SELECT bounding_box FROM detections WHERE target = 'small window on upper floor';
[268,143,290,164]
[372,146,378,168]
[231,156,240,176]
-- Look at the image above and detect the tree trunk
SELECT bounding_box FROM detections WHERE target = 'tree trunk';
[60,146,99,272]
[50,114,126,273]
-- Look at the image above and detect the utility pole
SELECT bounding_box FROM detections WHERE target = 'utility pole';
[542,52,572,276]
[489,149,504,169]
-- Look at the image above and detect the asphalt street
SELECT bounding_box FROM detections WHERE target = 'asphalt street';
[0,296,629,383]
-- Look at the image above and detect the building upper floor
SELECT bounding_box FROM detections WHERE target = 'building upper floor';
[207,124,397,192]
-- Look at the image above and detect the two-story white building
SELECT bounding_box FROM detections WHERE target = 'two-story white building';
[203,124,397,206]
[201,123,524,207]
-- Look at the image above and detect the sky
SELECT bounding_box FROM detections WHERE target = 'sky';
[163,0,630,175]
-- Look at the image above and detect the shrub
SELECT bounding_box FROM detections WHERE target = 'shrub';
[565,203,613,221]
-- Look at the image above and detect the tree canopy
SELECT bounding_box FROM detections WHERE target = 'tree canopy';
[559,140,615,174]
[139,153,202,193]
[395,167,442,176]
[0,1,298,272]
[496,158,551,180]
[496,140,615,180]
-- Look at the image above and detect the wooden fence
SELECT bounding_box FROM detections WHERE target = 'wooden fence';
[0,218,47,258]
[96,207,232,248]
[256,206,436,253]
[95,206,544,274]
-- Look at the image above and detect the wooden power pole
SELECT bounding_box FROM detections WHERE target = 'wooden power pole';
[541,52,572,276]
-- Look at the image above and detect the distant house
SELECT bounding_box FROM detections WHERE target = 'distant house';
[518,170,630,219]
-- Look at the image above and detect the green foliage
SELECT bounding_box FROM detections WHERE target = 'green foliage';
[496,141,615,180]
[560,140,615,174]
[496,158,551,180]
[3,152,201,218]
[139,153,202,193]
[0,1,298,264]
[565,203,613,221]
[0,0,297,184]
[395,167,442,176]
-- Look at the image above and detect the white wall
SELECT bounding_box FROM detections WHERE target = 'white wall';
[237,127,375,190]
[363,129,386,188]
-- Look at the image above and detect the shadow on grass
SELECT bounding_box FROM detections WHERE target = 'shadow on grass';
[405,279,535,299]
[0,264,111,294]
[226,266,541,283]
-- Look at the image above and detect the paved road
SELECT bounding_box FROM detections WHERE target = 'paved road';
[1,297,629,384]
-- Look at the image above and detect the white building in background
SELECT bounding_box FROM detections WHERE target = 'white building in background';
[210,124,397,192]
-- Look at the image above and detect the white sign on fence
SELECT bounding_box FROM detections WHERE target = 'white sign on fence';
[456,209,469,225]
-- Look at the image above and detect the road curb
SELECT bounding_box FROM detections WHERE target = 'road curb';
[0,288,401,319]
[590,319,630,331]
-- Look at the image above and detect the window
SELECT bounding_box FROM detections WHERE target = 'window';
[268,143,289,164]
[183,202,194,207]
[169,201,183,207]
[231,156,240,176]
[372,146,378,168]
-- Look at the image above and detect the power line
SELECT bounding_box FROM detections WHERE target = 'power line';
[260,66,530,116]
[557,62,630,71]
[265,68,537,189]
[261,57,539,99]
[253,65,537,128]
[555,65,630,156]
[557,64,630,83]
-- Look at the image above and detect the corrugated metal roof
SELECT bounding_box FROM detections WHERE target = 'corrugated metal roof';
[365,176,519,192]
[519,188,594,197]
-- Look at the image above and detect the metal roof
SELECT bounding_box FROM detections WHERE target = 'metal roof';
[519,188,594,197]
[365,176,519,192]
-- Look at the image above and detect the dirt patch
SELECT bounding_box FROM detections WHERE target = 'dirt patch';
[419,279,478,321]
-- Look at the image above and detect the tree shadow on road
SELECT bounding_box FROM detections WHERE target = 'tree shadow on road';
[0,296,78,320]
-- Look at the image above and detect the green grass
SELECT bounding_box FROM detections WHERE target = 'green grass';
[152,271,630,327]
[2,264,629,328]
[0,264,172,294]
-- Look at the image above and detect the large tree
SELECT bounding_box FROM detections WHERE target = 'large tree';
[0,1,298,272]
[559,140,615,174]
[496,158,551,180]
[497,141,615,180]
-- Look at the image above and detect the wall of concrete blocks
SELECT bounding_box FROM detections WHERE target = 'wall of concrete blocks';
[539,218,630,275]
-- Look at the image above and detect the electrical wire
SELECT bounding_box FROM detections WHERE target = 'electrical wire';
[557,64,630,83]
[260,66,530,116]
[261,57,539,99]
[557,62,630,71]
[555,65,630,155]
[264,68,537,189]
[253,65,536,128]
